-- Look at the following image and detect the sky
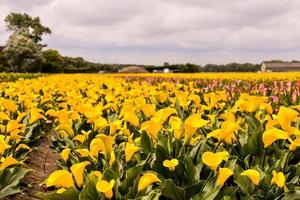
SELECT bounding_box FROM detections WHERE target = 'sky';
[1,0,300,65]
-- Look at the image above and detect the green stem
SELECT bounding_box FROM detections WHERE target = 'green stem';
[200,170,213,192]
[262,148,266,170]
[213,142,221,152]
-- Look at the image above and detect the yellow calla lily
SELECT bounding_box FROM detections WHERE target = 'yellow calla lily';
[141,120,162,140]
[0,157,20,170]
[89,138,105,158]
[184,114,208,145]
[55,123,74,138]
[97,134,115,158]
[46,170,74,188]
[123,112,139,127]
[271,171,286,188]
[277,106,299,134]
[207,120,239,144]
[240,169,260,185]
[70,161,90,187]
[125,143,140,162]
[262,127,289,148]
[96,179,115,199]
[202,151,229,171]
[216,167,234,187]
[138,172,161,192]
[61,148,71,161]
[163,159,179,171]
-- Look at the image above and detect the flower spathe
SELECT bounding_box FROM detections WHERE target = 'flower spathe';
[163,159,179,171]
[240,169,260,185]
[138,172,161,192]
[46,170,74,188]
[202,151,229,171]
[216,167,234,187]
[96,179,115,199]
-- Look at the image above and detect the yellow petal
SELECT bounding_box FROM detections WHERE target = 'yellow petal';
[46,170,74,188]
[138,172,161,192]
[216,167,234,187]
[271,170,286,188]
[202,151,229,170]
[262,128,289,148]
[0,157,20,170]
[240,169,260,185]
[125,143,140,162]
[141,120,162,140]
[61,148,71,161]
[96,179,115,199]
[70,161,90,187]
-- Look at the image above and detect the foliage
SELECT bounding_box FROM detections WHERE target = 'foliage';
[42,49,64,73]
[3,28,43,72]
[5,12,51,43]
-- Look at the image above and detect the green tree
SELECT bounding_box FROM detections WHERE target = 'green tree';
[5,13,51,43]
[42,49,64,73]
[3,28,42,72]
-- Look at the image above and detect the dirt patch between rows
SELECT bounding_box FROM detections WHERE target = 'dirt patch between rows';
[8,130,59,200]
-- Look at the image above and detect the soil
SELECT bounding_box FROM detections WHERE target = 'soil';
[7,130,59,200]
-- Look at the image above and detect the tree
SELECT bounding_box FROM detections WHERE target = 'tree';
[5,13,51,43]
[42,49,64,73]
[3,28,42,72]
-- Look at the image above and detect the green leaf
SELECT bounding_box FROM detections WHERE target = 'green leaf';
[79,173,101,200]
[38,187,79,200]
[161,179,185,200]
[140,131,152,154]
[136,189,161,200]
[243,115,263,155]
[0,167,31,199]
[119,164,144,195]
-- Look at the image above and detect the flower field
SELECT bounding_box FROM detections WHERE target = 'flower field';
[1,73,300,199]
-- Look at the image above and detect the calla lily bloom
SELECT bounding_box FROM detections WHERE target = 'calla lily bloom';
[55,123,74,138]
[240,169,260,185]
[70,161,90,187]
[89,138,105,158]
[141,120,162,140]
[184,114,208,145]
[154,108,177,124]
[29,108,46,124]
[207,120,240,144]
[96,179,115,199]
[97,134,115,158]
[123,112,139,127]
[0,157,20,170]
[140,104,156,118]
[138,172,161,192]
[163,159,179,171]
[202,151,229,171]
[61,148,71,161]
[262,127,289,148]
[216,167,234,187]
[46,170,74,188]
[125,143,140,162]
[271,171,287,190]
[277,106,299,134]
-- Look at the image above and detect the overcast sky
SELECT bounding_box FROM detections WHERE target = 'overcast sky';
[1,0,300,65]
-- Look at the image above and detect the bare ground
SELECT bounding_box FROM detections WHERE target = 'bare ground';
[7,130,59,200]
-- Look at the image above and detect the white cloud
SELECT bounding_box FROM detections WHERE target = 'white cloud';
[1,0,300,65]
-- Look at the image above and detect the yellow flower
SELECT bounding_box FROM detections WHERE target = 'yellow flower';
[89,138,105,158]
[0,157,20,170]
[271,171,287,189]
[123,112,139,127]
[202,151,229,171]
[70,161,90,187]
[240,169,260,185]
[207,121,240,144]
[169,116,183,139]
[154,108,177,124]
[46,170,74,188]
[216,167,234,187]
[6,120,23,133]
[55,123,74,138]
[97,134,115,158]
[138,172,161,192]
[184,114,208,145]
[0,135,11,155]
[109,151,115,166]
[109,120,122,135]
[220,111,236,122]
[163,159,179,171]
[16,143,31,152]
[96,179,115,199]
[29,109,46,124]
[262,127,289,148]
[61,148,71,161]
[141,120,162,140]
[277,106,299,134]
[288,136,300,151]
[125,143,140,162]
[141,104,156,118]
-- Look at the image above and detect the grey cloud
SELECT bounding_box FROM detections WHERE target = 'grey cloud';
[1,0,300,65]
